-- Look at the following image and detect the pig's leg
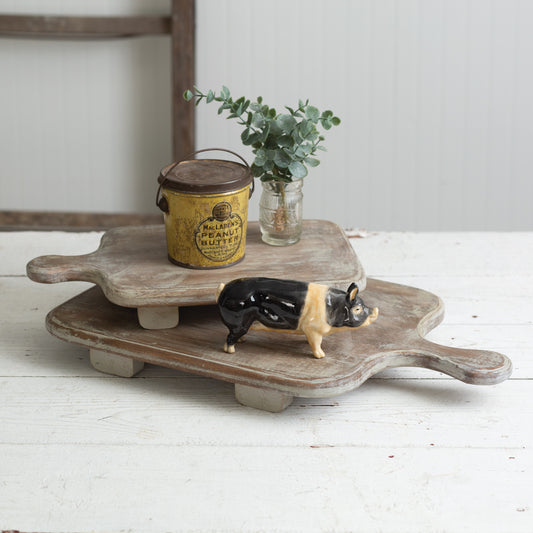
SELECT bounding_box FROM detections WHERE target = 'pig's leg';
[303,329,325,359]
[224,314,255,354]
[225,329,243,353]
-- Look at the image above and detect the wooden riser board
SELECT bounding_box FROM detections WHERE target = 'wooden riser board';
[45,278,512,412]
[27,220,365,307]
[27,220,365,330]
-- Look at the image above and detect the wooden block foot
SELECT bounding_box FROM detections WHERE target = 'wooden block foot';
[235,384,293,412]
[90,349,144,377]
[137,306,179,329]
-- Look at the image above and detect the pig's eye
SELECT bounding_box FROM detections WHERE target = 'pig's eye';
[353,305,363,314]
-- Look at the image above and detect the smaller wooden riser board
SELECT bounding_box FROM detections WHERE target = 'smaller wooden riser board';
[45,279,512,412]
[26,220,365,331]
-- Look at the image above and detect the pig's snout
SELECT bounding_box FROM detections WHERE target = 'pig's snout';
[359,306,378,328]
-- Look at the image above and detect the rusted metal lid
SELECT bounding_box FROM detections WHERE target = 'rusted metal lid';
[158,149,253,196]
[158,158,252,194]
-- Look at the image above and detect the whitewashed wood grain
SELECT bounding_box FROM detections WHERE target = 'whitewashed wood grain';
[5,229,531,277]
[1,444,531,533]
[1,319,531,379]
[3,228,533,277]
[2,276,531,379]
[0,376,530,449]
[350,231,533,277]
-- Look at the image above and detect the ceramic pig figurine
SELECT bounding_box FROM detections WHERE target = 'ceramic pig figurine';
[216,277,378,358]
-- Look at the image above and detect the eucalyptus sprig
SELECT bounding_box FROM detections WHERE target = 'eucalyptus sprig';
[184,86,340,183]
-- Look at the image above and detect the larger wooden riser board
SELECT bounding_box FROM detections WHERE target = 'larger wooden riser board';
[46,278,512,412]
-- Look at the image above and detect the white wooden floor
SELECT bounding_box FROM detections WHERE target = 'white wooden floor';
[1,228,531,532]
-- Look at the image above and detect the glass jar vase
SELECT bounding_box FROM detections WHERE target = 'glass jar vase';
[259,179,303,246]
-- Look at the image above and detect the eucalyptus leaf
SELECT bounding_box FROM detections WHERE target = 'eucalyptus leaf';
[288,161,308,178]
[247,132,261,145]
[254,148,267,166]
[263,160,274,172]
[291,129,303,144]
[252,112,265,128]
[274,149,292,169]
[299,120,313,138]
[304,157,320,167]
[295,144,312,158]
[251,163,265,177]
[268,121,282,137]
[260,123,271,143]
[264,135,279,150]
[282,147,294,157]
[277,114,297,133]
[305,105,320,122]
[278,135,293,148]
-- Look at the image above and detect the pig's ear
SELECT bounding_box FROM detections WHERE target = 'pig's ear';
[347,283,358,302]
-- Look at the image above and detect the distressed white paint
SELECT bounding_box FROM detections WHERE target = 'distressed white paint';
[1,229,532,531]
[137,305,180,329]
[235,383,294,412]
[90,348,145,377]
[1,0,533,230]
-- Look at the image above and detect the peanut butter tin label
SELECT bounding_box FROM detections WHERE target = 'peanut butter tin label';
[194,202,243,262]
[161,186,250,269]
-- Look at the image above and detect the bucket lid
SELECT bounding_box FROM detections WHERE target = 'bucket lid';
[158,149,252,194]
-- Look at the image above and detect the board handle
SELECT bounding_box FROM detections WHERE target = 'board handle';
[402,338,513,385]
[26,254,98,284]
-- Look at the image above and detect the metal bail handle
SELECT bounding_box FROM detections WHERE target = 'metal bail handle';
[155,183,168,213]
[185,148,255,198]
[156,148,255,212]
[156,160,180,212]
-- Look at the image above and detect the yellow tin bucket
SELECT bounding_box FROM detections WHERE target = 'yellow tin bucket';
[156,149,254,269]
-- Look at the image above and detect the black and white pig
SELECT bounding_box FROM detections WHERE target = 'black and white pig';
[216,277,378,358]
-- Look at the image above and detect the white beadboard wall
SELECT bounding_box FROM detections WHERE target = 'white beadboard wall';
[0,0,532,230]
